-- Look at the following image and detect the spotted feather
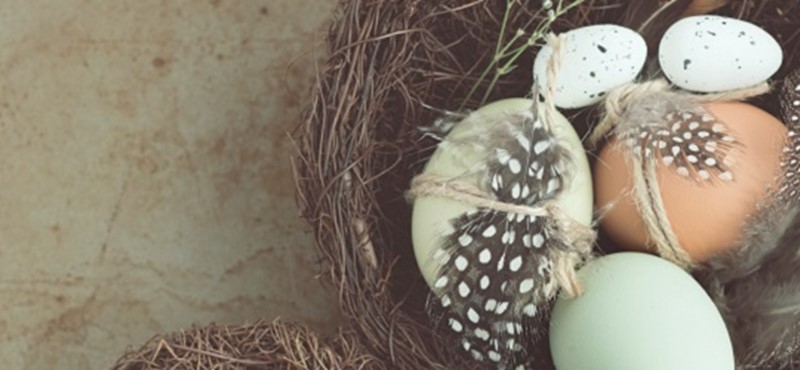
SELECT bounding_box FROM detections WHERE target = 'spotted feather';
[699,68,800,369]
[428,99,575,369]
[488,111,568,204]
[779,68,800,203]
[615,92,738,183]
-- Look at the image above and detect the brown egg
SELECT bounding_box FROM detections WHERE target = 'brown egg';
[595,102,787,262]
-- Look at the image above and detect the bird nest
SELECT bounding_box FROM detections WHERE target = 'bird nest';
[113,0,800,369]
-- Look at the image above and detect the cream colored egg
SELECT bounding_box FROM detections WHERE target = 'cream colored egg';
[411,98,593,287]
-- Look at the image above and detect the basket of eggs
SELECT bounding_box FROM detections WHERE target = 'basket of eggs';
[115,0,800,369]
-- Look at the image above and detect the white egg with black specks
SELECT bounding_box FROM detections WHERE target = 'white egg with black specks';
[659,15,783,93]
[534,24,647,109]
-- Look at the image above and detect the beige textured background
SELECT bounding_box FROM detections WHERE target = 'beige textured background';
[0,1,338,369]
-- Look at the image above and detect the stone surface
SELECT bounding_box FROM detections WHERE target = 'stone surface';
[0,1,338,369]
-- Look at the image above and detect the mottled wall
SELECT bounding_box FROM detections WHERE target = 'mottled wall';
[0,1,337,368]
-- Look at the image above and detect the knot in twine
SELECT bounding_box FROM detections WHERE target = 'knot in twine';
[407,34,595,298]
[589,78,770,270]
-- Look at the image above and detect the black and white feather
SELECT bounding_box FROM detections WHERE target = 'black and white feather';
[613,92,739,182]
[779,68,800,203]
[697,68,800,370]
[428,98,579,370]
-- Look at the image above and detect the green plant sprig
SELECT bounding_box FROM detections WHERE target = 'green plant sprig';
[459,0,584,110]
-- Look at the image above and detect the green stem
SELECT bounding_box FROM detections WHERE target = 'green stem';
[480,36,532,105]
[459,61,497,110]
[495,0,515,59]
[459,0,515,110]
[497,31,526,58]
[461,0,585,108]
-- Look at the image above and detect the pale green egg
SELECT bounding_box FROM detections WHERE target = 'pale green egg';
[550,252,735,370]
[411,98,593,288]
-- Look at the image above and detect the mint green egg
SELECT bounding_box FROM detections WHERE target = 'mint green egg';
[411,99,593,288]
[550,252,734,370]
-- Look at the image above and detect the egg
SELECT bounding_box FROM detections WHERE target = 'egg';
[534,25,647,109]
[595,102,787,262]
[659,15,783,92]
[550,252,735,370]
[412,98,593,287]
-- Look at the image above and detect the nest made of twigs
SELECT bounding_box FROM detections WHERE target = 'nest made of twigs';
[112,320,377,369]
[114,0,800,369]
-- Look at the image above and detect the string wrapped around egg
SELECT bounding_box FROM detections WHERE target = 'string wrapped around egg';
[408,34,601,369]
[592,83,787,267]
[591,15,788,268]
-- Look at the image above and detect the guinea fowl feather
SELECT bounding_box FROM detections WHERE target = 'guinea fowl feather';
[699,68,800,369]
[612,91,739,183]
[426,96,579,370]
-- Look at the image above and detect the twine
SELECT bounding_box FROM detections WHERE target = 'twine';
[591,79,770,269]
[588,79,770,147]
[542,33,565,132]
[407,34,595,298]
[407,174,596,245]
[407,174,595,297]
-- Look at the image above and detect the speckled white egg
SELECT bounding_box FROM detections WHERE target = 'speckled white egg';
[534,25,647,109]
[659,15,783,92]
